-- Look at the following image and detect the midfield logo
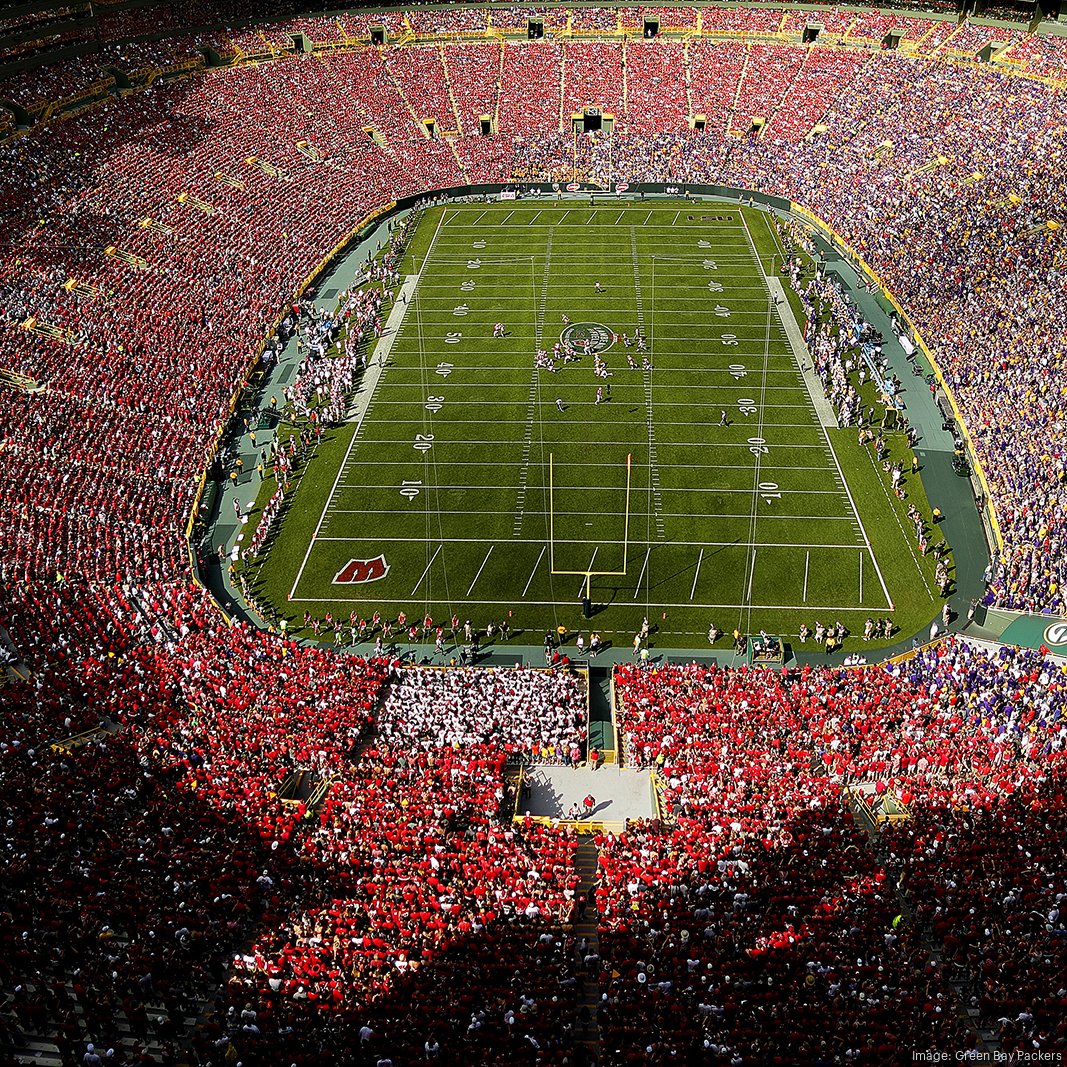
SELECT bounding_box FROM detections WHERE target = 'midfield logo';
[1043,621,1067,647]
[334,555,390,584]
[561,321,615,354]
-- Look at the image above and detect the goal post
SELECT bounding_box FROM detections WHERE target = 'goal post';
[548,452,633,600]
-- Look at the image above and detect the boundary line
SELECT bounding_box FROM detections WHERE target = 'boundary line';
[288,210,448,600]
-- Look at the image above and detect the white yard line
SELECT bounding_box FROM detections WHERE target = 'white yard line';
[410,544,443,596]
[466,545,494,595]
[328,507,861,522]
[803,550,810,602]
[690,548,704,600]
[290,593,888,612]
[633,546,651,599]
[337,483,853,496]
[340,437,835,449]
[522,545,546,596]
[356,417,834,431]
[341,458,845,473]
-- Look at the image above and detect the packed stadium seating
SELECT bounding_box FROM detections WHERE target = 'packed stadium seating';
[2,5,1067,1063]
[608,638,1067,1060]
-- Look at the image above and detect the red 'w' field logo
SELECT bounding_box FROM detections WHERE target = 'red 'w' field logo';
[334,555,390,584]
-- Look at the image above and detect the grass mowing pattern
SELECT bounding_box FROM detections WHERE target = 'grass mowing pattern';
[251,201,941,645]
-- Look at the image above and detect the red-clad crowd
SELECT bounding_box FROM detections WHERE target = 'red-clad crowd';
[2,11,1067,1066]
[0,576,593,1065]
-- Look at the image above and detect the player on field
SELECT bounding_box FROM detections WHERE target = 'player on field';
[595,386,604,405]
[556,398,566,413]
[493,322,505,338]
[594,281,604,293]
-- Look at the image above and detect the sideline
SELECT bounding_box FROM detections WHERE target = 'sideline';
[767,276,838,429]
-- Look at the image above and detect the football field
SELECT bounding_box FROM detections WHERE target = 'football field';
[259,200,938,644]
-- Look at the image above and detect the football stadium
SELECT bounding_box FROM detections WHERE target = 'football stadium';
[0,0,1065,1064]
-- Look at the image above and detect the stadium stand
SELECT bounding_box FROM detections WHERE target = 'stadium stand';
[2,6,1067,1063]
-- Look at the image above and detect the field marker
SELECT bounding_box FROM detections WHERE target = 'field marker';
[522,546,546,597]
[634,230,665,541]
[528,209,544,225]
[858,549,863,604]
[467,546,494,595]
[470,209,488,226]
[746,548,757,601]
[499,209,515,225]
[643,210,653,225]
[633,546,651,599]
[803,551,810,602]
[410,544,443,596]
[690,548,704,600]
[514,240,552,537]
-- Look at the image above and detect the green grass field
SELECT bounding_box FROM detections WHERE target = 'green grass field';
[248,200,944,647]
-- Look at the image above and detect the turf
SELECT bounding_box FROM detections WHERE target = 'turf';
[247,200,943,646]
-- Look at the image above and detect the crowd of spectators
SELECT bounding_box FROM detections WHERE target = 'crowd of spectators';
[1,15,1067,1064]
[603,637,1067,1061]
[377,664,587,758]
[0,574,592,1064]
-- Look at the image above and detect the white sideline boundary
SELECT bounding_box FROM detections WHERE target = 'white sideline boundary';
[288,213,447,600]
[767,276,839,430]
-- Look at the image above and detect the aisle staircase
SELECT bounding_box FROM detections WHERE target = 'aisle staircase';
[573,836,602,1059]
